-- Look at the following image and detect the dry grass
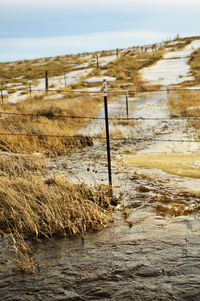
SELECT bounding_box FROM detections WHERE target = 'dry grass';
[0,153,46,177]
[167,90,200,116]
[168,90,200,138]
[164,37,194,50]
[103,50,163,91]
[108,120,135,139]
[0,53,91,87]
[189,45,200,85]
[75,47,164,93]
[0,93,103,156]
[0,176,113,238]
[0,154,116,272]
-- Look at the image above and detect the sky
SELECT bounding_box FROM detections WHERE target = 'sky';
[0,0,200,62]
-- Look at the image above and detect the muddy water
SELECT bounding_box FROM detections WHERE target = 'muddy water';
[1,91,200,301]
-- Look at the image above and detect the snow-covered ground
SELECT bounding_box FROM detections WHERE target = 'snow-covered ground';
[77,87,102,92]
[8,91,29,104]
[140,39,200,86]
[85,76,116,83]
[72,62,90,69]
[98,55,116,66]
[34,68,94,90]
[166,41,185,46]
[4,52,118,103]
[4,39,200,104]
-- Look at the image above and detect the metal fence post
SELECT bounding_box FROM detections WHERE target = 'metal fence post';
[45,70,49,92]
[64,74,67,87]
[103,79,112,186]
[116,48,119,58]
[126,92,129,117]
[96,55,99,68]
[1,89,4,105]
[29,82,32,100]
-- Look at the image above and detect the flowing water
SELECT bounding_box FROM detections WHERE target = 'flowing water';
[1,91,200,301]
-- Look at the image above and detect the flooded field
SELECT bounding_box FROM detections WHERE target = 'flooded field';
[1,90,200,301]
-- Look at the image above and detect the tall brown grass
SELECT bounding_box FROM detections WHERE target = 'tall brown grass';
[0,176,113,238]
[168,90,200,138]
[0,93,103,156]
[0,153,116,272]
[168,90,200,116]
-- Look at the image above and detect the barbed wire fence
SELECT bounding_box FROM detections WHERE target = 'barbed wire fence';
[0,80,200,185]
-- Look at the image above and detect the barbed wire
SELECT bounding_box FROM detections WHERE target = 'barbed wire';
[0,132,199,143]
[0,111,200,121]
[2,86,200,96]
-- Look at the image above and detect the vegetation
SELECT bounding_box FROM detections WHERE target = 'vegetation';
[0,153,116,272]
[83,48,164,91]
[0,52,95,86]
[1,177,113,238]
[1,39,191,274]
[164,36,194,50]
[189,47,200,86]
[168,90,200,139]
[0,93,103,156]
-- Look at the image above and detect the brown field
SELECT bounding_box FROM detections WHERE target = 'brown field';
[168,90,200,139]
[0,92,104,155]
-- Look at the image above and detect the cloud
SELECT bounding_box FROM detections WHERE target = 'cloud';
[0,30,166,61]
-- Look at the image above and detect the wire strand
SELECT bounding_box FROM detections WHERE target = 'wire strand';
[0,132,199,143]
[2,86,200,95]
[0,111,200,120]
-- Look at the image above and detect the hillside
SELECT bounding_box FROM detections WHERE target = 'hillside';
[1,35,200,301]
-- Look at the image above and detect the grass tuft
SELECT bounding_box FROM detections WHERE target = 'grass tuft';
[0,169,115,272]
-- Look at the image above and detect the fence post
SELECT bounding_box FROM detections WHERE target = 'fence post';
[1,89,4,105]
[116,48,119,58]
[96,55,99,68]
[45,70,49,92]
[103,79,112,187]
[29,82,32,100]
[64,74,67,86]
[126,92,129,117]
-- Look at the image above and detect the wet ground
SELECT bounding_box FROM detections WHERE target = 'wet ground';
[1,91,200,301]
[1,210,200,301]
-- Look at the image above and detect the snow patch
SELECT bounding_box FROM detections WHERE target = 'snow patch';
[85,76,116,83]
[98,55,116,66]
[140,39,200,86]
[34,68,93,90]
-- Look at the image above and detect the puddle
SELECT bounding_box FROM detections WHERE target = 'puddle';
[124,153,200,178]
